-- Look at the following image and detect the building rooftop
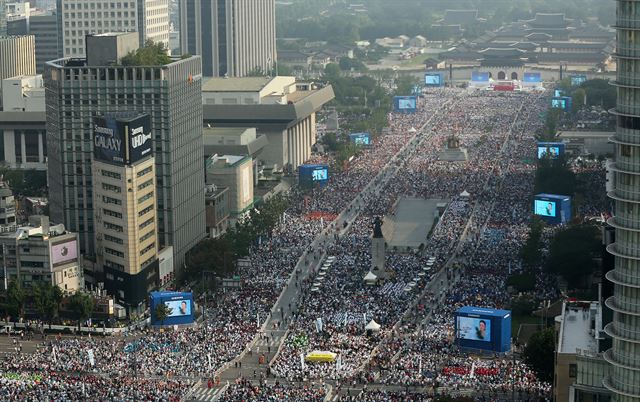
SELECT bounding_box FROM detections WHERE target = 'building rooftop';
[202,77,273,92]
[557,301,601,354]
[440,10,479,25]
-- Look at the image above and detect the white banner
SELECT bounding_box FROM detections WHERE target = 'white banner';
[87,349,95,367]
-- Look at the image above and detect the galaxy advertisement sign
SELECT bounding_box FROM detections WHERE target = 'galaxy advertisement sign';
[94,114,152,165]
[94,116,124,164]
[51,240,78,267]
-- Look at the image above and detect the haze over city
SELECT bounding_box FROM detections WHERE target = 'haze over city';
[0,0,631,401]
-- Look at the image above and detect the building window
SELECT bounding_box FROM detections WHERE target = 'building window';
[104,222,123,232]
[140,230,154,243]
[569,364,577,378]
[101,170,121,179]
[138,192,154,204]
[137,166,152,177]
[138,205,153,217]
[103,209,122,219]
[104,234,123,244]
[140,242,155,256]
[102,183,122,193]
[105,247,124,258]
[139,217,154,230]
[102,196,122,205]
[137,179,154,191]
[105,260,124,271]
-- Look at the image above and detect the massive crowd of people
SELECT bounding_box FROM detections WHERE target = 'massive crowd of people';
[0,87,608,400]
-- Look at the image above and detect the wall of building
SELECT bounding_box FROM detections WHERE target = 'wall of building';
[45,56,205,270]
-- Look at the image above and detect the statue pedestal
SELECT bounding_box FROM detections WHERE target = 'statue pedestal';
[438,147,468,161]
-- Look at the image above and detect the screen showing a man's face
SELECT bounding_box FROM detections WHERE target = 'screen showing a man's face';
[534,200,556,217]
[164,299,191,317]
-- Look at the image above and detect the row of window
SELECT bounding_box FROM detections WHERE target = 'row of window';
[103,208,122,219]
[139,217,154,230]
[104,234,123,245]
[138,205,153,218]
[105,247,124,258]
[140,242,155,256]
[138,192,154,204]
[102,196,121,205]
[138,179,154,191]
[102,183,121,193]
[140,230,154,243]
[104,222,123,232]
[101,170,121,180]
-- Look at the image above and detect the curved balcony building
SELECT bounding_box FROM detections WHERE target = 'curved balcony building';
[605,1,640,401]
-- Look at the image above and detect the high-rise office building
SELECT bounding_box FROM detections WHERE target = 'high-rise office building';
[605,1,640,400]
[0,0,6,36]
[8,13,62,74]
[93,113,158,310]
[0,35,36,108]
[179,0,277,77]
[45,32,205,277]
[56,0,169,58]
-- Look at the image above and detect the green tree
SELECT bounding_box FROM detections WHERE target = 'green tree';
[323,63,341,80]
[68,291,95,331]
[154,302,172,327]
[580,79,616,110]
[534,157,576,196]
[121,40,171,66]
[523,328,555,383]
[394,74,420,96]
[520,218,543,269]
[572,88,586,112]
[32,282,63,325]
[4,280,25,319]
[545,224,601,287]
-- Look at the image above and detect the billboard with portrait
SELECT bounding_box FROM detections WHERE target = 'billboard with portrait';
[150,291,194,325]
[394,96,418,113]
[425,73,442,86]
[164,299,191,317]
[535,199,556,217]
[51,240,78,266]
[457,316,491,342]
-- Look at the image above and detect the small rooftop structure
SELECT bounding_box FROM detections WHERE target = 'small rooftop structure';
[557,300,602,355]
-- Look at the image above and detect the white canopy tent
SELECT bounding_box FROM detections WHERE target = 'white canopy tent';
[363,271,378,285]
[365,320,381,332]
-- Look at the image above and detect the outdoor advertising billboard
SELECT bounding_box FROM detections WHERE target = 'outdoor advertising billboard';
[523,72,542,83]
[349,132,371,146]
[51,240,79,267]
[571,74,587,86]
[457,316,491,342]
[455,306,511,353]
[393,96,418,113]
[425,73,443,87]
[536,142,565,159]
[150,291,195,326]
[533,194,572,224]
[471,71,490,82]
[299,164,330,188]
[94,114,152,165]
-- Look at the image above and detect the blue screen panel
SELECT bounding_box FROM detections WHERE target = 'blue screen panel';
[535,200,557,217]
[457,316,491,342]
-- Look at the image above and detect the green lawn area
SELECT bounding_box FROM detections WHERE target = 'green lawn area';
[511,313,540,335]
